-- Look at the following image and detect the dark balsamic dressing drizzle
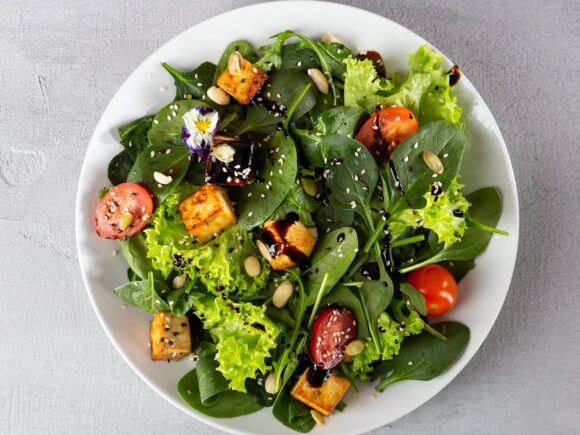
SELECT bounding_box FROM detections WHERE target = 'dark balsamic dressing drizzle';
[259,213,310,268]
[307,365,330,388]
[448,65,462,87]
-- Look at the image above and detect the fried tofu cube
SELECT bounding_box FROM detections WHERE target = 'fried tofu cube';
[257,219,318,270]
[216,52,267,104]
[290,369,350,416]
[150,311,191,361]
[179,184,237,244]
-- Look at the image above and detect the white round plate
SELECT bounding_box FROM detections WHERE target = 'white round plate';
[76,2,519,434]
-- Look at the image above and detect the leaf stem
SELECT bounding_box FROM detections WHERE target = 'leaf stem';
[422,321,447,340]
[342,281,364,287]
[466,216,509,236]
[307,273,329,329]
[363,219,387,253]
[398,257,435,274]
[283,83,312,130]
[391,235,425,248]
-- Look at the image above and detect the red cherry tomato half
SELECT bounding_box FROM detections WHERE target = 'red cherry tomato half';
[355,106,419,159]
[95,182,154,239]
[309,306,357,369]
[407,264,458,317]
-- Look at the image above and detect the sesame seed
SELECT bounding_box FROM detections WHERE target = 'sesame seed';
[404,156,409,162]
[276,93,281,98]
[394,116,401,121]
[166,115,171,121]
[408,361,413,366]
[413,142,419,149]
[150,151,155,158]
[153,119,159,124]
[197,82,203,87]
[248,212,253,217]
[443,153,449,158]
[171,111,177,117]
[432,173,438,178]
[297,61,302,67]
[354,175,359,181]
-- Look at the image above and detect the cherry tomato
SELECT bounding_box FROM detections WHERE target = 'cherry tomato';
[95,182,154,239]
[355,106,419,159]
[407,264,458,317]
[309,306,357,369]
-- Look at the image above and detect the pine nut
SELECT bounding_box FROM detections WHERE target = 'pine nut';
[244,255,261,277]
[264,372,278,394]
[307,68,329,94]
[119,212,133,231]
[344,339,366,357]
[321,33,344,44]
[272,280,293,308]
[153,171,173,185]
[207,86,230,105]
[423,150,444,174]
[256,240,273,262]
[310,410,325,425]
[172,274,186,289]
[301,177,318,197]
[228,51,243,75]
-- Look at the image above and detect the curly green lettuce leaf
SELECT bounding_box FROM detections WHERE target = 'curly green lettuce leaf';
[350,308,424,380]
[347,45,462,126]
[193,294,281,392]
[343,58,393,107]
[144,193,270,297]
[389,177,470,247]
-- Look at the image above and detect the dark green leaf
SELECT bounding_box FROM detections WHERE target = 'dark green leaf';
[232,105,280,136]
[296,106,366,166]
[315,41,353,79]
[399,282,427,316]
[322,284,369,339]
[127,143,190,203]
[389,121,465,206]
[177,345,263,418]
[113,275,170,313]
[313,207,355,235]
[108,149,134,185]
[303,227,358,305]
[256,30,294,72]
[214,40,257,83]
[321,134,379,217]
[162,62,216,101]
[281,43,319,71]
[118,233,160,280]
[148,99,210,147]
[118,115,153,160]
[375,322,470,391]
[439,260,476,283]
[265,69,318,122]
[359,279,393,348]
[237,132,297,229]
[272,388,315,433]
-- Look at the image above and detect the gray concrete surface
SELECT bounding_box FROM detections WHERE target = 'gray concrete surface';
[1,0,579,433]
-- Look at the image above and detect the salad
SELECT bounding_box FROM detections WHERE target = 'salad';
[94,30,507,431]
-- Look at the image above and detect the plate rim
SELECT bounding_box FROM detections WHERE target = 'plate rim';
[75,2,520,434]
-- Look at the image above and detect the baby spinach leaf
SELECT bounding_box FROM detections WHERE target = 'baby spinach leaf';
[127,143,190,203]
[214,40,257,83]
[374,321,470,392]
[232,105,280,136]
[118,233,160,280]
[439,260,476,283]
[296,106,366,166]
[321,134,379,221]
[314,206,355,235]
[303,227,358,305]
[237,132,297,228]
[399,187,502,273]
[359,279,393,350]
[108,150,134,185]
[162,61,216,101]
[256,30,294,72]
[148,99,209,147]
[400,283,427,316]
[316,41,353,79]
[118,115,154,160]
[113,273,170,313]
[272,388,315,433]
[282,43,319,71]
[178,344,263,418]
[265,69,318,123]
[389,121,465,206]
[322,284,369,339]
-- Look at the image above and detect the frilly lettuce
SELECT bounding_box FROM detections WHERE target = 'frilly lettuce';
[343,44,462,126]
[343,58,393,107]
[389,177,470,247]
[144,193,270,298]
[193,294,281,392]
[350,308,424,380]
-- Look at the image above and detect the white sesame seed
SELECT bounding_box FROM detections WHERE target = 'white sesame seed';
[166,115,172,121]
[394,116,401,121]
[413,142,419,149]
[153,119,159,125]
[404,156,409,162]
[150,151,155,158]
[248,212,253,217]
[443,153,449,158]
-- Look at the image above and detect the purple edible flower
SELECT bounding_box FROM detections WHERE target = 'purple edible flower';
[180,106,220,161]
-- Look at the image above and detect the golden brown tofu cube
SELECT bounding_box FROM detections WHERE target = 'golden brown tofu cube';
[179,184,237,244]
[216,52,267,105]
[290,369,350,416]
[257,220,317,270]
[150,311,191,361]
